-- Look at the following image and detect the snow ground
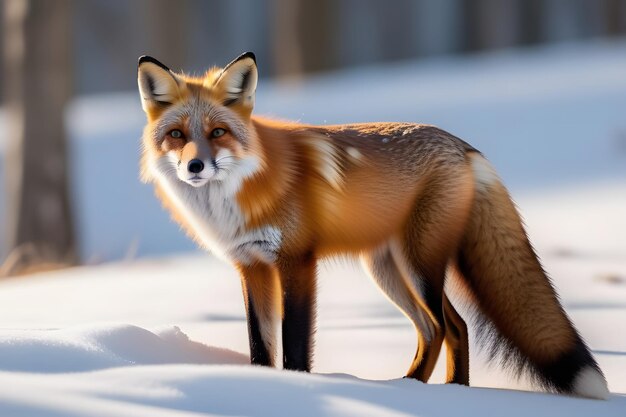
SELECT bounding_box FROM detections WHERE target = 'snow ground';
[1,39,626,415]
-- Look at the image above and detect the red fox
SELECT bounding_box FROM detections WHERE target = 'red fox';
[137,52,609,399]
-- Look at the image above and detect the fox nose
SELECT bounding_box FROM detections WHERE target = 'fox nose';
[188,159,204,174]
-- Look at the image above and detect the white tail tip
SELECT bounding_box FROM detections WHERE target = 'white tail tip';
[572,366,610,400]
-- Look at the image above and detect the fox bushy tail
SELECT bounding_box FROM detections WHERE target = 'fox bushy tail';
[454,153,608,399]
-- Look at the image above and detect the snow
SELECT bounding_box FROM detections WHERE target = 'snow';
[0,325,247,373]
[0,244,625,416]
[1,39,626,415]
[1,365,622,417]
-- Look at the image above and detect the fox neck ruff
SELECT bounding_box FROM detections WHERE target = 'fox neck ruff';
[151,153,282,265]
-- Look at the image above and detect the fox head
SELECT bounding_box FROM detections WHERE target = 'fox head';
[137,52,262,188]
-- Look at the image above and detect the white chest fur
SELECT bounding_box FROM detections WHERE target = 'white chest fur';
[152,157,281,265]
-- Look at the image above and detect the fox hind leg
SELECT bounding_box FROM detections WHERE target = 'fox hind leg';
[391,240,447,383]
[443,293,469,385]
[361,244,437,382]
[394,169,474,383]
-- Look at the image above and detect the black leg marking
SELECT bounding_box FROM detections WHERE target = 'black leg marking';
[245,295,272,366]
[238,262,278,368]
[279,252,317,372]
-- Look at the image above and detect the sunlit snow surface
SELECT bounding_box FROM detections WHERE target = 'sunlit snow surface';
[1,39,626,415]
[0,244,625,416]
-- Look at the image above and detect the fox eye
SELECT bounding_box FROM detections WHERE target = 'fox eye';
[210,128,226,138]
[169,129,183,139]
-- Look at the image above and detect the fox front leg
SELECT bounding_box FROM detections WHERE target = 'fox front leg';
[237,262,280,367]
[277,252,318,372]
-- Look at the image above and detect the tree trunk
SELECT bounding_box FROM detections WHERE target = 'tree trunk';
[270,0,304,77]
[2,0,75,276]
[271,0,339,77]
[133,0,188,70]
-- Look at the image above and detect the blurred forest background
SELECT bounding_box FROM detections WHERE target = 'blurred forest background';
[7,0,626,94]
[2,0,626,275]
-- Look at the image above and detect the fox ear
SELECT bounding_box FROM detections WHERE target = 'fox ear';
[214,52,258,111]
[137,56,181,113]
